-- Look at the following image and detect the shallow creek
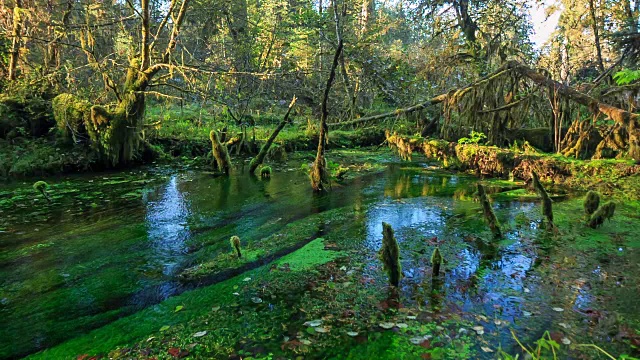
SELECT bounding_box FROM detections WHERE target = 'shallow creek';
[0,162,637,359]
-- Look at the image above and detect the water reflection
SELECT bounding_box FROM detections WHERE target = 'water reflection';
[144,175,191,277]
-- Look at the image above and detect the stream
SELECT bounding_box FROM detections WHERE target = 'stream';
[0,162,638,359]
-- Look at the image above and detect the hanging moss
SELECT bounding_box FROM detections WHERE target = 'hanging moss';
[431,247,444,277]
[477,183,502,238]
[210,130,232,175]
[530,171,554,229]
[260,165,272,178]
[230,236,242,258]
[51,94,91,141]
[379,222,402,287]
[588,201,616,228]
[583,191,601,216]
[33,180,51,203]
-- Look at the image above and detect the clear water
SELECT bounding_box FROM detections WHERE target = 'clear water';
[0,163,637,359]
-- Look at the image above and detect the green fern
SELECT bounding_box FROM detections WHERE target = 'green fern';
[613,69,640,85]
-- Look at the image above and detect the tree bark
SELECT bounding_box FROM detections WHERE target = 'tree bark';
[8,0,24,80]
[588,0,605,74]
[311,40,343,191]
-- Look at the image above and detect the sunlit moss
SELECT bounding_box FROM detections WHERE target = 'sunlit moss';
[209,130,232,175]
[32,180,51,203]
[230,235,242,258]
[379,222,401,287]
[260,165,272,178]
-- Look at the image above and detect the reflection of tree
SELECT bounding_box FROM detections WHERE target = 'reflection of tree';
[429,277,445,312]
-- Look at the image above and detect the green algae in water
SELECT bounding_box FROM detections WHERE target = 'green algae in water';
[28,238,341,359]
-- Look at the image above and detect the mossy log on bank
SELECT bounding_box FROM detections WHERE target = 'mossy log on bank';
[386,132,640,199]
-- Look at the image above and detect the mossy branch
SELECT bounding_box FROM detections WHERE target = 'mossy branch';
[530,171,554,229]
[477,183,502,238]
[249,96,296,174]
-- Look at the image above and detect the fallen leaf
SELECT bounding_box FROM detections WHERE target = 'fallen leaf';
[558,322,570,329]
[379,322,395,329]
[300,339,312,345]
[193,331,207,337]
[243,277,251,282]
[523,311,532,317]
[315,327,330,333]
[303,319,322,327]
[562,337,571,345]
[396,323,408,329]
[347,331,359,337]
[251,297,263,304]
[174,305,184,313]
[481,346,494,353]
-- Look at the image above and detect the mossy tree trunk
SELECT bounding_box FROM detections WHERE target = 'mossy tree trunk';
[311,40,343,191]
[8,0,24,80]
[51,0,191,166]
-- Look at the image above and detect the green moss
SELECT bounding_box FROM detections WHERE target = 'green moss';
[588,201,616,229]
[209,130,232,175]
[260,165,272,178]
[28,238,341,359]
[584,191,601,216]
[230,235,242,258]
[180,207,354,281]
